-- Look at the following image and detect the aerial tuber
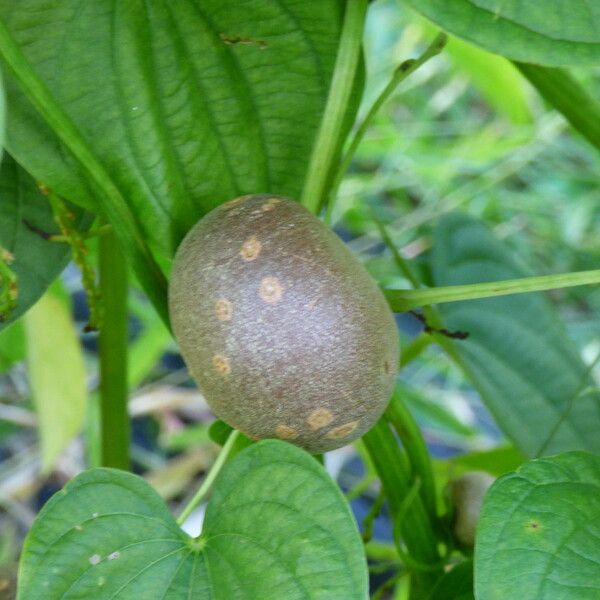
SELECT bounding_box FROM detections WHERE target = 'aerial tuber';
[168,194,399,453]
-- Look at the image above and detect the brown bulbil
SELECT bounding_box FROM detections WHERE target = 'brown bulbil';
[169,194,400,453]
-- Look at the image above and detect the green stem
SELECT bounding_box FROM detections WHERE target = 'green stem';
[46,189,102,330]
[362,420,442,596]
[365,541,400,562]
[99,231,130,470]
[0,18,169,327]
[399,334,432,367]
[384,269,600,312]
[51,223,113,242]
[362,488,385,543]
[373,216,422,288]
[325,32,447,223]
[385,392,437,521]
[176,430,240,526]
[300,0,368,214]
[376,218,462,362]
[345,473,377,501]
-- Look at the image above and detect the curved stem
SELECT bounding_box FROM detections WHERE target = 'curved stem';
[385,391,437,521]
[176,430,240,526]
[384,268,600,312]
[99,230,130,470]
[300,0,368,215]
[362,419,442,596]
[326,32,447,224]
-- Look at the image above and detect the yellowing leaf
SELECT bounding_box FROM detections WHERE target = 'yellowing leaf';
[25,288,87,472]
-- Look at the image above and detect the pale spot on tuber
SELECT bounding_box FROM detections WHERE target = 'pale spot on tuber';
[224,196,249,210]
[212,354,231,376]
[259,276,283,303]
[215,298,232,321]
[240,236,262,261]
[275,425,298,440]
[327,421,359,439]
[307,408,334,430]
[261,197,281,212]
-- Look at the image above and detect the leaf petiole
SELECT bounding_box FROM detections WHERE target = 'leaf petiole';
[325,32,447,223]
[176,429,240,527]
[300,0,369,215]
[384,269,600,311]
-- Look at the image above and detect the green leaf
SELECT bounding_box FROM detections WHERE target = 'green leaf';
[0,154,89,329]
[445,36,531,124]
[449,446,524,478]
[0,68,5,160]
[403,0,600,66]
[1,0,354,257]
[18,440,368,599]
[398,382,478,440]
[476,451,600,600]
[0,319,24,372]
[209,419,235,446]
[428,559,473,600]
[431,213,600,457]
[515,63,600,151]
[24,286,87,472]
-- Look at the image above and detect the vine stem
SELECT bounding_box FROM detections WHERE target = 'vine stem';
[385,392,437,521]
[99,230,130,470]
[384,268,600,311]
[176,430,240,526]
[0,18,170,327]
[362,420,442,597]
[300,0,368,214]
[325,32,447,224]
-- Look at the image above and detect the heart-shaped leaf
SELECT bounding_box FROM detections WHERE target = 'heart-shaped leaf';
[431,213,600,457]
[0,154,89,329]
[18,440,368,599]
[405,1,600,66]
[475,451,600,599]
[1,0,356,257]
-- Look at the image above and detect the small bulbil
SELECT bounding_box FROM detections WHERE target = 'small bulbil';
[448,470,496,547]
[169,194,399,452]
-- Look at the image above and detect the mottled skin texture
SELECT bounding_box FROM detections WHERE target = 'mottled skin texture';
[169,194,400,453]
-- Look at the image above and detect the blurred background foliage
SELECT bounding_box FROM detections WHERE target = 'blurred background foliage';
[1,0,599,596]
